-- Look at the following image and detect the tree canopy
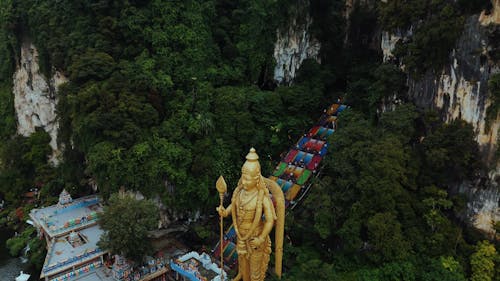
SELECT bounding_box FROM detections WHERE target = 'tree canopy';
[98,193,159,263]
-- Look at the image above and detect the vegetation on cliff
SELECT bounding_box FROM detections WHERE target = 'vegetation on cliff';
[379,0,488,75]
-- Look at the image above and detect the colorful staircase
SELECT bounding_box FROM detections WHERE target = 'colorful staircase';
[212,103,348,267]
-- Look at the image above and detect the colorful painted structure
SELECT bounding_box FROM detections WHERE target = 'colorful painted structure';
[170,252,226,281]
[29,192,107,281]
[112,254,168,281]
[212,103,347,267]
[30,191,171,281]
[30,192,101,242]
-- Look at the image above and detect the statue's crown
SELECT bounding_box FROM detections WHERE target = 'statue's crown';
[242,148,260,175]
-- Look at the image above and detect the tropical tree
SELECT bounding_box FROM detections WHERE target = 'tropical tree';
[98,193,159,263]
[470,240,497,281]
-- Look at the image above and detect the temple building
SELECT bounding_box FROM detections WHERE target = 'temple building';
[29,190,170,281]
[29,191,107,281]
[170,252,226,281]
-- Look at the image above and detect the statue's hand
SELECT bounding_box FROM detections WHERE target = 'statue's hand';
[249,237,264,249]
[216,206,226,217]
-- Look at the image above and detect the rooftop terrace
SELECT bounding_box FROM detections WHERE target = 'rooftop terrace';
[41,225,106,278]
[59,267,115,281]
[170,251,226,281]
[30,195,102,238]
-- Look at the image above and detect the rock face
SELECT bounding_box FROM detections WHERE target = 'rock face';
[480,0,500,26]
[458,178,499,237]
[380,31,400,63]
[401,15,500,235]
[273,1,320,85]
[13,41,67,164]
[380,28,412,63]
[408,16,499,163]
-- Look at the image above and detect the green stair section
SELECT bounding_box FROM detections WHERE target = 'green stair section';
[297,170,312,185]
[272,162,287,177]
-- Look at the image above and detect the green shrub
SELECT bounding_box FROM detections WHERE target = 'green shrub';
[6,227,35,256]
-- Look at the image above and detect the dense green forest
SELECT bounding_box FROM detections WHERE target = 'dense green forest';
[0,0,498,280]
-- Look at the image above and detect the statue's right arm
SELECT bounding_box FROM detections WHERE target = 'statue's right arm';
[217,204,232,217]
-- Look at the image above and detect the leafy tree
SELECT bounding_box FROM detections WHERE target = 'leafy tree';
[28,237,47,269]
[0,82,16,139]
[0,0,16,81]
[282,246,336,281]
[378,103,418,144]
[366,212,411,263]
[350,261,416,281]
[0,131,53,203]
[421,186,453,233]
[98,193,159,263]
[85,142,127,199]
[470,241,497,281]
[368,64,407,110]
[344,64,376,114]
[419,120,481,186]
[68,50,116,83]
[419,257,466,281]
[6,226,36,256]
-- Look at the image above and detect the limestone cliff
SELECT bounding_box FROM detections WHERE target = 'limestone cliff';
[480,0,500,26]
[13,40,67,164]
[381,28,412,63]
[381,13,500,235]
[407,16,499,163]
[273,1,320,85]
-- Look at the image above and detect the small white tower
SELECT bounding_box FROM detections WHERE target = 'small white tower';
[58,189,73,205]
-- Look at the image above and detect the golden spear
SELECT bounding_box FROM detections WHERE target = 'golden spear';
[216,176,227,280]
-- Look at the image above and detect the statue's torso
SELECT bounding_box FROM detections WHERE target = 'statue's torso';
[235,189,260,236]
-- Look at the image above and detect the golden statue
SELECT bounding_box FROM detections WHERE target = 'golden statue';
[217,148,285,281]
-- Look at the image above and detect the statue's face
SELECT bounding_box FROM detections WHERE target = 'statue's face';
[241,172,258,191]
